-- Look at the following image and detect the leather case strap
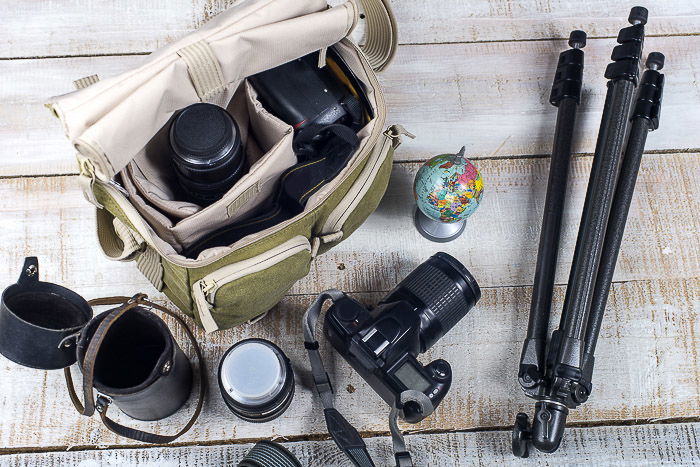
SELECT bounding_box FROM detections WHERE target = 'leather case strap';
[64,294,207,444]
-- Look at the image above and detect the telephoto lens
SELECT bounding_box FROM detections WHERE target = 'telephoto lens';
[381,252,481,352]
[218,339,295,422]
[169,103,245,206]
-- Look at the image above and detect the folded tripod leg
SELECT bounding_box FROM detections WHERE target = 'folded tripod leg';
[583,53,665,360]
[512,30,586,458]
[513,7,650,457]
[518,30,586,399]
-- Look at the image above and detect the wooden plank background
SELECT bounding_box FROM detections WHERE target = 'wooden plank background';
[1,0,699,465]
[2,35,699,176]
[3,423,700,466]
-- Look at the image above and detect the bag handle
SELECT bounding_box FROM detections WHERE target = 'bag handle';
[63,294,207,444]
[356,0,398,72]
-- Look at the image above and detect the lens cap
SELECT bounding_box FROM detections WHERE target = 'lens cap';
[170,103,238,167]
[218,339,295,422]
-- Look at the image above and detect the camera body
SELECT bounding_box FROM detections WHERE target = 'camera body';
[324,252,480,423]
[325,294,452,423]
[248,48,367,161]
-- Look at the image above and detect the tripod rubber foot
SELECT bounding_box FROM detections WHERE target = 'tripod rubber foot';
[531,401,568,453]
[512,412,531,458]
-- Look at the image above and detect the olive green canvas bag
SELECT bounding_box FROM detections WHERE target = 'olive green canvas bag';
[47,0,411,332]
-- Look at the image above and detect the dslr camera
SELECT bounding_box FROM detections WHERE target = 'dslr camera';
[324,252,481,422]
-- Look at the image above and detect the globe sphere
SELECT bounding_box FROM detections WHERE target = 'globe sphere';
[413,147,483,223]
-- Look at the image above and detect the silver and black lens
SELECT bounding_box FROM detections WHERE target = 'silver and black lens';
[218,338,295,422]
[169,103,245,206]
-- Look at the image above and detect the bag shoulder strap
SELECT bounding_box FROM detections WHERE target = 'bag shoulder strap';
[356,0,397,72]
[64,294,207,444]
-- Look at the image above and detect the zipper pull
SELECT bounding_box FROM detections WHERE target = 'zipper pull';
[384,125,415,148]
[77,156,103,208]
[199,279,216,297]
[193,279,219,334]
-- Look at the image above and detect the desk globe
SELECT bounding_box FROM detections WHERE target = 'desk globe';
[413,146,483,242]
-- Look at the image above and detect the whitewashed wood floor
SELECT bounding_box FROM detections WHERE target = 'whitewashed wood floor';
[2,1,700,465]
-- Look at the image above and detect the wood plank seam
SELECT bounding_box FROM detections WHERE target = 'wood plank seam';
[2,417,699,457]
[3,34,700,61]
[4,147,700,181]
[398,31,700,47]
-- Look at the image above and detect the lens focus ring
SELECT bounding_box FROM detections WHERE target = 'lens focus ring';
[401,261,470,334]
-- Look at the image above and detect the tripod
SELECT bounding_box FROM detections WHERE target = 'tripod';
[512,7,666,457]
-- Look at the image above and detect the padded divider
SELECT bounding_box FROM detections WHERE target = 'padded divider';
[120,81,297,251]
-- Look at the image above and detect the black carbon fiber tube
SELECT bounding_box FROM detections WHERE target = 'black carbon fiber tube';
[584,54,665,355]
[526,97,577,343]
[558,78,636,341]
[582,116,649,355]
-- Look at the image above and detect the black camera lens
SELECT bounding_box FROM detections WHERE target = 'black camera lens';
[170,103,245,206]
[382,252,481,352]
[237,441,302,467]
[218,338,295,423]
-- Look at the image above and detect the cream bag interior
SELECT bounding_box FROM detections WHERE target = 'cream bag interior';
[47,0,389,265]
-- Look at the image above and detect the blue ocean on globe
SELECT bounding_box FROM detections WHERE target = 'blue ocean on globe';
[414,148,484,223]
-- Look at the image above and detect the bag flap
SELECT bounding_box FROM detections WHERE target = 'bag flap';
[47,0,358,181]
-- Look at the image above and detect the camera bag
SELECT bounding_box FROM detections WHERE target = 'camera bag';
[47,0,410,332]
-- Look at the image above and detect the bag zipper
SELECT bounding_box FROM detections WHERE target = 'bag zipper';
[192,235,311,333]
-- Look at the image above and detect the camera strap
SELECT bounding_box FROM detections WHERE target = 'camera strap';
[302,290,415,467]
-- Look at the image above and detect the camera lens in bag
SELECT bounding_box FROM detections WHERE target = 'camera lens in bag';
[218,338,295,422]
[170,103,245,206]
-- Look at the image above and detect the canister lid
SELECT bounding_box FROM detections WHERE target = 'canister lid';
[0,257,92,370]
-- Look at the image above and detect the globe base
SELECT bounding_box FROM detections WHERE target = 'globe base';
[414,208,466,243]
